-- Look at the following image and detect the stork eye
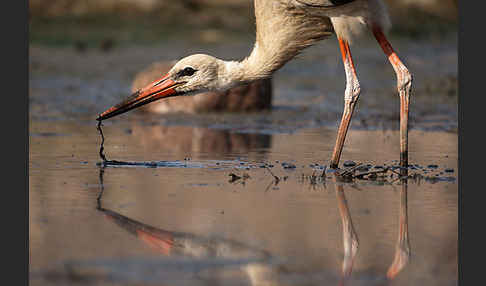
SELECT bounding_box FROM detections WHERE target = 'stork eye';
[178,67,196,77]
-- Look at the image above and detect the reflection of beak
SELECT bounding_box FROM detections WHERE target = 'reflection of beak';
[97,74,185,121]
[100,208,175,256]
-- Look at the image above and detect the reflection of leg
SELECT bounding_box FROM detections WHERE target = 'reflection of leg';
[335,180,359,284]
[386,180,411,279]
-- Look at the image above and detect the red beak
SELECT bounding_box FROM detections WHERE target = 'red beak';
[97,74,183,121]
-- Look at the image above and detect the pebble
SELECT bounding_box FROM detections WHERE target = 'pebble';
[343,160,356,167]
[282,162,296,169]
[356,165,370,172]
[445,168,454,173]
[427,164,439,169]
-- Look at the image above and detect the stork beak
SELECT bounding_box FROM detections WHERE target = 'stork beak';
[96,74,184,121]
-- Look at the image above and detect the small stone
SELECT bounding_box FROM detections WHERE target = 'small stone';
[282,162,296,169]
[343,160,356,167]
[356,165,370,172]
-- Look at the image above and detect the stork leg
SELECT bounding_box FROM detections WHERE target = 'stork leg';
[372,25,413,168]
[330,38,361,169]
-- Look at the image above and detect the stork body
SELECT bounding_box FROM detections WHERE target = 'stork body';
[98,0,412,169]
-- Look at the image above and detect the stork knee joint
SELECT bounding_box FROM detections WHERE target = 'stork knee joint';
[345,82,361,105]
[398,69,412,94]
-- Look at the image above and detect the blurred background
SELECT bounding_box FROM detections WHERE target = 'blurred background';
[29,0,457,47]
[29,0,458,129]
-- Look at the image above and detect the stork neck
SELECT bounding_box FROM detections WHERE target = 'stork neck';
[219,42,291,90]
[239,43,280,82]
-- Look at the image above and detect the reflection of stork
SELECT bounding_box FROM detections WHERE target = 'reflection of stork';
[97,0,412,169]
[97,167,270,261]
[97,206,283,285]
[96,167,280,285]
[98,206,272,260]
[96,167,411,285]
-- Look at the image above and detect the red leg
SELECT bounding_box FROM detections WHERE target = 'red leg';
[372,25,413,168]
[330,38,361,169]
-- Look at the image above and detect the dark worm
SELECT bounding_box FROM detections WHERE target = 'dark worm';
[97,120,108,162]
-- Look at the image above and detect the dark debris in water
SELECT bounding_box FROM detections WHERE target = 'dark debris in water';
[281,162,296,169]
[343,160,357,167]
[228,172,250,183]
[297,161,456,187]
[95,120,455,185]
[300,169,327,188]
[329,162,457,185]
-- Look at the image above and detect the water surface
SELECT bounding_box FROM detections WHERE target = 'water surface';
[29,33,457,286]
[29,118,457,286]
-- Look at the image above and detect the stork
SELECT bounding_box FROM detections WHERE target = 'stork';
[97,0,412,169]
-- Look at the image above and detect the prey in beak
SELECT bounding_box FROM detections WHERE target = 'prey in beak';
[97,74,185,121]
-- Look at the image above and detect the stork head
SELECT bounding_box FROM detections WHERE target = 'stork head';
[97,54,235,121]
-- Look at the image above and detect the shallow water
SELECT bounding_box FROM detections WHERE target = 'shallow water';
[29,117,457,286]
[30,33,457,285]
